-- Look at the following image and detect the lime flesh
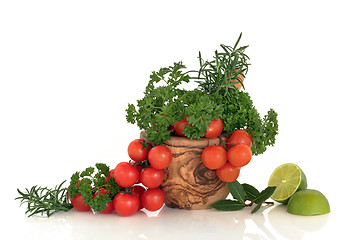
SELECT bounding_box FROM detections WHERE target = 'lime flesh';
[268,163,307,204]
[287,189,330,216]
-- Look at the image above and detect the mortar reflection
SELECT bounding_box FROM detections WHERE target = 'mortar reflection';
[25,204,330,240]
[62,206,275,239]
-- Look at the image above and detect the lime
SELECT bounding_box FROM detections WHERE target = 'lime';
[268,163,307,204]
[287,189,330,215]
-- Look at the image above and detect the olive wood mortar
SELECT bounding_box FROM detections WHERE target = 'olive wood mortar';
[140,131,229,210]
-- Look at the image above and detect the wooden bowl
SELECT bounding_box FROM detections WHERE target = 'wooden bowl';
[140,131,229,210]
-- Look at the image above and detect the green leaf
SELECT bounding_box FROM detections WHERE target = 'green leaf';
[107,177,121,198]
[251,203,262,214]
[15,181,72,217]
[90,193,111,213]
[242,183,260,200]
[68,172,80,199]
[227,180,246,203]
[210,200,245,211]
[233,32,243,49]
[253,186,277,204]
[80,167,94,177]
[96,163,110,176]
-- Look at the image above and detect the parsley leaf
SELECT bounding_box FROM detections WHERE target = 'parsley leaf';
[68,163,120,213]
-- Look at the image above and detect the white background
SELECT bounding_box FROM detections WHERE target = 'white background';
[1,1,359,239]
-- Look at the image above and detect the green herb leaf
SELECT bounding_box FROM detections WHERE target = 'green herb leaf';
[253,186,277,204]
[70,163,120,213]
[210,200,245,211]
[95,163,110,176]
[15,180,73,217]
[251,203,262,214]
[68,171,80,199]
[80,167,94,177]
[242,183,260,201]
[106,177,121,198]
[227,180,246,203]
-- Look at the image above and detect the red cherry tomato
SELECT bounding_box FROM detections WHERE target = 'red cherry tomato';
[131,185,146,210]
[70,193,91,212]
[174,117,189,137]
[205,118,223,138]
[141,188,165,211]
[113,192,140,217]
[148,145,172,170]
[132,185,146,197]
[140,167,164,189]
[227,144,252,167]
[92,188,114,214]
[114,162,139,187]
[216,162,240,182]
[201,145,227,170]
[128,139,150,162]
[167,124,175,132]
[226,129,252,149]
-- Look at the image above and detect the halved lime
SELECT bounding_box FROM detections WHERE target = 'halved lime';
[268,163,307,204]
[287,189,330,215]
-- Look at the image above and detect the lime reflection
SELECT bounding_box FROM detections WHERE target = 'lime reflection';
[266,204,330,239]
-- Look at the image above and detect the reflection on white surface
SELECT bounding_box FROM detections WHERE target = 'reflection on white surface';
[14,204,331,240]
[266,205,329,239]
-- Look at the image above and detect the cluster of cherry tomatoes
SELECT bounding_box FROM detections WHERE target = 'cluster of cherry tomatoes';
[110,139,172,216]
[174,117,253,183]
[202,129,253,182]
[70,139,172,217]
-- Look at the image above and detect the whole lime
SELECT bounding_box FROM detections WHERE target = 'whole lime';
[287,189,330,216]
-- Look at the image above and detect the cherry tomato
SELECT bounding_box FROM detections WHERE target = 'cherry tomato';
[148,145,173,170]
[140,167,164,189]
[201,145,227,170]
[174,117,189,137]
[70,193,91,212]
[113,192,140,217]
[226,129,252,149]
[227,144,252,167]
[204,118,223,138]
[167,124,175,132]
[131,185,146,210]
[114,162,139,187]
[216,162,240,182]
[128,139,150,162]
[92,188,114,214]
[141,188,165,211]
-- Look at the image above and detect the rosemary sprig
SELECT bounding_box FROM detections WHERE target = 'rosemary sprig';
[197,32,250,95]
[15,180,73,217]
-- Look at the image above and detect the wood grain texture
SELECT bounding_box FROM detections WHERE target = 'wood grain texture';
[140,131,229,210]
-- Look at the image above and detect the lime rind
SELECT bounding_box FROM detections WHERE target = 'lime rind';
[268,163,307,203]
[287,189,330,216]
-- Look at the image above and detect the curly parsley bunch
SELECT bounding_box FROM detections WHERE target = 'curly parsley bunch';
[126,33,278,156]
